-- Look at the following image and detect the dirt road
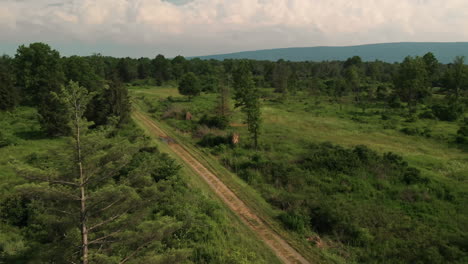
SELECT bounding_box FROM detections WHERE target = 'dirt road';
[133,111,310,264]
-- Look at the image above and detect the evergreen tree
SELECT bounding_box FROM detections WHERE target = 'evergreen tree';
[90,79,131,127]
[15,81,183,263]
[233,61,261,148]
[446,56,467,100]
[0,55,18,111]
[152,54,171,86]
[272,60,291,94]
[394,56,430,112]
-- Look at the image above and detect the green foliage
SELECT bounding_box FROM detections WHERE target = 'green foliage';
[14,43,70,136]
[153,54,172,86]
[431,102,465,121]
[62,56,102,92]
[443,56,468,99]
[0,55,18,111]
[198,134,231,148]
[88,79,131,127]
[456,118,468,145]
[178,72,201,100]
[14,43,65,105]
[233,61,262,148]
[394,56,431,109]
[199,114,229,129]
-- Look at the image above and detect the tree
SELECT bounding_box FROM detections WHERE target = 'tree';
[171,56,187,80]
[217,84,230,118]
[15,43,69,135]
[152,54,171,86]
[62,56,102,92]
[14,43,65,104]
[233,61,261,148]
[0,55,18,111]
[422,52,439,86]
[178,72,201,100]
[137,57,153,80]
[116,58,138,83]
[446,56,467,100]
[344,56,363,69]
[394,56,430,112]
[332,78,347,111]
[89,78,131,127]
[16,81,183,263]
[344,65,362,108]
[272,60,291,94]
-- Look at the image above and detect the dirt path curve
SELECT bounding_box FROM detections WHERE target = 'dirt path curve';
[134,111,310,264]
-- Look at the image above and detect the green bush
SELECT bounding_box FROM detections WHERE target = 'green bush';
[198,134,230,148]
[431,103,465,121]
[278,211,308,232]
[0,131,15,148]
[198,114,229,130]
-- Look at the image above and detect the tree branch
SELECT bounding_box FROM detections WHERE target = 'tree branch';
[88,209,129,232]
[88,229,122,245]
[119,235,159,264]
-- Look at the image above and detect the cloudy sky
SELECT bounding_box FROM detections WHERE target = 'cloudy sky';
[1,0,467,57]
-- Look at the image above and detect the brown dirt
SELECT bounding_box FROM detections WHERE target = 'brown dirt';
[133,111,310,264]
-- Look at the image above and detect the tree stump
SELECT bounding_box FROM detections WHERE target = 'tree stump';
[185,112,192,120]
[232,133,240,145]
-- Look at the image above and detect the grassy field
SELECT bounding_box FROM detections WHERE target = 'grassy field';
[129,84,468,263]
[129,84,467,182]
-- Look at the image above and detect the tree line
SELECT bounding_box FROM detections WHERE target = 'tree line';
[1,43,467,145]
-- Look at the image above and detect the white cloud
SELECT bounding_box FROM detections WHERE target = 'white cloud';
[0,0,467,57]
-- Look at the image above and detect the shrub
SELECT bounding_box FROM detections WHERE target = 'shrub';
[456,119,468,144]
[419,110,436,119]
[0,131,14,148]
[278,211,308,232]
[198,134,230,148]
[198,115,229,130]
[431,103,465,121]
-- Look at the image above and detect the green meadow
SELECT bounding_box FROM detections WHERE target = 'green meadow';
[130,84,468,263]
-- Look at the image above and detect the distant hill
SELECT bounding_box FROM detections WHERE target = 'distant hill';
[193,42,468,63]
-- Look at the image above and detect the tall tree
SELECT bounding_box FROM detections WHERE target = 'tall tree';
[171,55,187,80]
[14,43,65,104]
[272,60,291,94]
[422,52,440,86]
[178,72,201,101]
[233,61,261,148]
[0,55,18,111]
[15,43,69,135]
[344,65,362,107]
[62,56,102,92]
[217,83,230,118]
[90,78,131,127]
[117,58,138,83]
[394,56,430,112]
[16,81,183,263]
[446,56,467,100]
[152,54,171,86]
[137,57,153,80]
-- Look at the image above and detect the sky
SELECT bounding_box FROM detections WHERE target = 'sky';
[1,0,468,58]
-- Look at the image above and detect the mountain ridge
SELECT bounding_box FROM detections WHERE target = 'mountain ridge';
[192,42,468,63]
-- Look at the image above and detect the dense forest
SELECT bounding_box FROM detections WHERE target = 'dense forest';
[1,42,467,263]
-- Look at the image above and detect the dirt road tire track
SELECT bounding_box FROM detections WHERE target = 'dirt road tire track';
[134,111,310,264]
